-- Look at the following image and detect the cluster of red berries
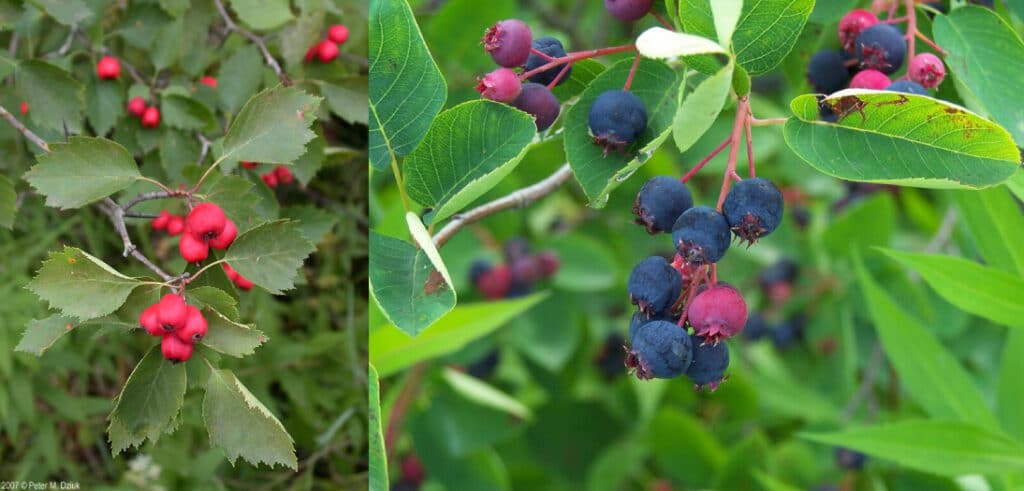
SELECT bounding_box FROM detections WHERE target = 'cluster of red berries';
[305,24,350,63]
[240,162,295,188]
[126,96,161,129]
[468,239,559,299]
[151,203,237,263]
[139,294,207,362]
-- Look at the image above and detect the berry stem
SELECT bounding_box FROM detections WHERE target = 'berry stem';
[904,0,917,62]
[530,47,555,61]
[623,53,642,91]
[680,137,730,183]
[649,9,675,31]
[915,29,945,54]
[882,16,908,24]
[715,97,750,211]
[744,117,755,178]
[547,62,573,89]
[519,44,636,82]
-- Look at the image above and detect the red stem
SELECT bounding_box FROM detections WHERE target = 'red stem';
[530,47,555,61]
[715,98,750,211]
[519,44,636,81]
[547,62,573,89]
[744,117,755,178]
[623,53,642,91]
[681,137,730,183]
[649,9,675,30]
[904,0,917,61]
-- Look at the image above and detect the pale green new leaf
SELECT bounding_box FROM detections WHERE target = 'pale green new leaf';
[26,247,143,321]
[442,368,532,420]
[635,27,726,59]
[674,62,733,153]
[223,220,316,295]
[204,369,297,469]
[24,137,140,209]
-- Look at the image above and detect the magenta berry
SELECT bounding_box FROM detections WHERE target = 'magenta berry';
[849,69,891,90]
[511,82,561,131]
[907,53,945,89]
[838,9,879,53]
[476,68,521,102]
[604,0,654,22]
[687,284,748,343]
[855,24,906,74]
[483,19,532,67]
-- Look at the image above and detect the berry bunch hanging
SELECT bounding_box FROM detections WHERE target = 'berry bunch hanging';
[139,294,208,362]
[305,24,351,63]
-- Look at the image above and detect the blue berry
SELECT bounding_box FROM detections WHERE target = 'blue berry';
[772,315,806,350]
[742,313,770,341]
[588,89,648,155]
[686,335,729,391]
[855,24,906,74]
[671,206,731,265]
[722,178,784,246]
[604,0,654,21]
[627,320,693,380]
[633,176,693,234]
[523,37,571,86]
[629,310,677,342]
[627,256,682,317]
[511,82,561,131]
[467,350,500,379]
[807,50,850,94]
[759,258,799,289]
[886,80,927,95]
[469,259,492,285]
[835,447,868,470]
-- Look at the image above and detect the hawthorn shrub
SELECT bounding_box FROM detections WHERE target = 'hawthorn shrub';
[0,0,369,487]
[368,0,1024,490]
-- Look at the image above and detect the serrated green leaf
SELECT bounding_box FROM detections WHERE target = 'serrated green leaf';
[161,94,216,131]
[201,309,266,357]
[320,79,369,125]
[369,365,388,491]
[221,86,320,163]
[108,345,187,454]
[16,60,84,132]
[15,315,77,355]
[160,129,200,185]
[674,62,732,153]
[217,45,263,114]
[731,0,813,75]
[290,124,324,186]
[203,368,297,469]
[0,174,14,229]
[564,58,681,206]
[25,137,140,209]
[404,101,535,224]
[785,90,1019,189]
[800,420,1024,476]
[369,0,446,170]
[369,232,456,338]
[223,220,316,295]
[550,59,605,101]
[197,174,262,232]
[86,78,124,137]
[26,247,143,321]
[227,0,294,30]
[28,0,93,25]
[279,205,337,245]
[151,17,184,70]
[185,286,239,321]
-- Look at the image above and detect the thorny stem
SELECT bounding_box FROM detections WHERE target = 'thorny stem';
[519,44,636,82]
[212,0,292,86]
[623,53,642,91]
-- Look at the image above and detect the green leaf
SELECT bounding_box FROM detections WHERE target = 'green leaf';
[201,309,266,357]
[160,129,200,184]
[564,58,681,206]
[290,124,324,186]
[108,346,187,454]
[151,17,185,70]
[24,137,140,209]
[785,91,1020,189]
[716,431,769,490]
[998,329,1024,443]
[853,252,999,429]
[752,471,805,491]
[185,286,239,321]
[823,193,896,254]
[405,212,454,291]
[161,94,216,131]
[954,187,1024,275]
[648,407,726,485]
[442,368,532,420]
[86,78,124,137]
[635,27,727,59]
[15,315,77,355]
[227,0,294,30]
[28,0,93,25]
[370,294,547,377]
[217,45,263,114]
[933,6,1024,145]
[551,59,605,101]
[26,247,142,321]
[403,101,535,224]
[368,0,447,170]
[223,220,316,295]
[800,420,1024,476]
[674,62,732,153]
[731,0,813,75]
[369,232,456,337]
[319,79,369,125]
[0,174,14,229]
[221,86,321,164]
[369,365,388,491]
[279,205,338,245]
[809,0,859,23]
[882,249,1024,329]
[710,0,743,47]
[16,60,84,132]
[746,370,841,424]
[545,235,617,292]
[204,368,297,469]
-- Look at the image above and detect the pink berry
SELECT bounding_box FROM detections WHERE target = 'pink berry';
[483,19,532,68]
[849,69,890,90]
[328,24,349,44]
[274,165,294,184]
[179,227,211,263]
[141,106,160,128]
[908,53,945,89]
[687,284,748,343]
[127,97,147,117]
[156,294,188,331]
[316,40,339,63]
[838,9,879,53]
[187,202,227,239]
[209,219,237,250]
[166,215,185,236]
[478,265,511,299]
[476,68,522,102]
[151,210,171,230]
[139,304,164,336]
[161,334,194,362]
[175,306,208,344]
[200,76,217,89]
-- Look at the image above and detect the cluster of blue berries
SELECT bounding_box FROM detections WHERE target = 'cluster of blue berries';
[625,174,784,390]
[469,238,560,300]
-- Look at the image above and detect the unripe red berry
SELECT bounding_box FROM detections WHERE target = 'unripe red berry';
[222,263,240,280]
[328,24,349,44]
[274,165,294,184]
[209,219,237,250]
[476,68,522,103]
[687,284,748,343]
[141,106,160,128]
[262,171,279,188]
[161,333,194,362]
[234,273,254,291]
[96,56,121,80]
[907,52,945,89]
[127,97,147,117]
[478,264,511,299]
[156,294,188,331]
[317,40,339,63]
[304,45,317,63]
[483,19,532,67]
[537,251,560,277]
[20,101,28,115]
[179,228,211,263]
[139,304,164,336]
[166,215,185,236]
[175,306,208,344]
[838,9,879,53]
[241,161,258,169]
[151,210,171,230]
[849,69,890,90]
[200,76,217,89]
[187,203,227,239]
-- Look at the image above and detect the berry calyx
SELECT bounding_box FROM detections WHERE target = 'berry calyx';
[209,219,237,250]
[175,305,208,344]
[141,106,161,129]
[907,52,945,89]
[604,0,655,22]
[588,89,648,155]
[672,206,731,265]
[328,24,350,44]
[161,334,194,363]
[179,227,211,263]
[886,80,927,95]
[807,50,851,94]
[127,97,147,117]
[849,69,891,90]
[633,176,694,234]
[685,335,729,391]
[523,37,571,86]
[317,40,339,63]
[476,67,522,103]
[139,304,164,336]
[855,24,906,74]
[96,56,121,80]
[721,177,784,246]
[687,283,748,343]
[151,210,171,230]
[187,203,227,239]
[156,294,188,331]
[838,9,879,53]
[627,320,693,380]
[627,256,682,317]
[511,82,560,131]
[483,19,533,68]
[200,76,217,89]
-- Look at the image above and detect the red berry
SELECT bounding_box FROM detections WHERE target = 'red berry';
[838,9,879,53]
[234,273,254,291]
[161,334,194,362]
[328,24,349,44]
[274,165,294,184]
[127,97,147,117]
[687,284,748,343]
[141,106,160,128]
[849,69,890,90]
[478,265,511,299]
[96,56,121,80]
[139,304,164,336]
[151,210,171,230]
[317,40,339,63]
[262,171,279,188]
[222,262,240,280]
[200,76,217,89]
[175,306,208,344]
[209,218,237,250]
[241,161,258,169]
[907,52,945,89]
[19,101,28,115]
[166,215,185,236]
[537,251,560,277]
[187,202,227,239]
[179,228,210,263]
[476,68,522,103]
[305,44,317,63]
[156,294,188,331]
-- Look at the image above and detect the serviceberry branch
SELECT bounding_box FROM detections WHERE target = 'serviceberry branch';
[212,0,293,87]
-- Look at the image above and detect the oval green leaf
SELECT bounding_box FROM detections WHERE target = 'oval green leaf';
[674,61,733,153]
[369,231,456,337]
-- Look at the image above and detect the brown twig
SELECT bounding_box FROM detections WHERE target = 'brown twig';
[212,0,292,86]
[0,104,50,151]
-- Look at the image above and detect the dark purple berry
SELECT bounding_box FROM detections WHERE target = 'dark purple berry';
[469,259,492,285]
[503,237,531,263]
[686,335,729,391]
[604,0,654,22]
[835,447,867,470]
[588,89,648,155]
[595,333,627,380]
[855,24,906,74]
[483,19,533,67]
[628,320,693,380]
[510,256,543,284]
[671,206,731,265]
[466,350,500,379]
[886,80,927,95]
[772,315,806,350]
[742,313,770,341]
[807,50,850,94]
[523,37,571,86]
[629,310,677,341]
[633,176,693,234]
[511,82,561,131]
[722,178,784,246]
[627,256,682,317]
[759,259,799,289]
